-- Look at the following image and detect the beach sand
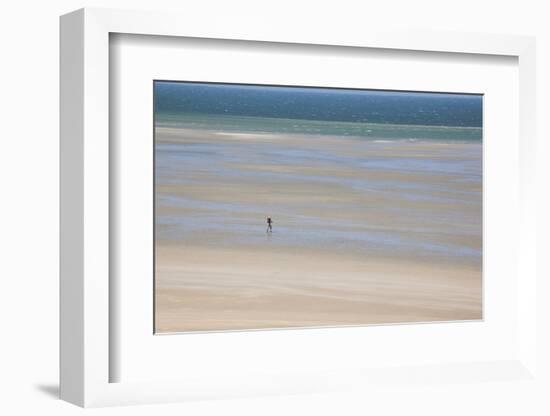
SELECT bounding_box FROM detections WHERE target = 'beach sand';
[154,127,482,333]
[156,245,481,332]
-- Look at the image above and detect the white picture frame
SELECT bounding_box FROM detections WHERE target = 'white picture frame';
[60,7,538,407]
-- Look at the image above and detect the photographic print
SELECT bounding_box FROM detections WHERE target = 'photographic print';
[154,81,482,333]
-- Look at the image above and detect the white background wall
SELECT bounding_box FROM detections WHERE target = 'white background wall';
[0,1,548,414]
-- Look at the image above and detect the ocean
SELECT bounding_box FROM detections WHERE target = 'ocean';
[155,82,482,142]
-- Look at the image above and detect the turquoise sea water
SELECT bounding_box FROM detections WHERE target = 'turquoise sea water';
[156,113,481,142]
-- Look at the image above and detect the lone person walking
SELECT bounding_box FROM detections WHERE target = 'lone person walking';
[266,217,273,233]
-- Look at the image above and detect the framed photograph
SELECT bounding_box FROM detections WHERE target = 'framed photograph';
[60,8,538,407]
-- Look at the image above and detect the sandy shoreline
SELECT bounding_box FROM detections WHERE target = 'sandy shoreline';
[155,245,481,332]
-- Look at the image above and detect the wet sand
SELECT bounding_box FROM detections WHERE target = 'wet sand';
[155,127,482,333]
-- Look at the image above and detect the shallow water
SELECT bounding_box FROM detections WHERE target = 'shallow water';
[156,113,482,142]
[155,124,482,266]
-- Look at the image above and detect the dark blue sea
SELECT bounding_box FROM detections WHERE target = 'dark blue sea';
[155,81,482,141]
